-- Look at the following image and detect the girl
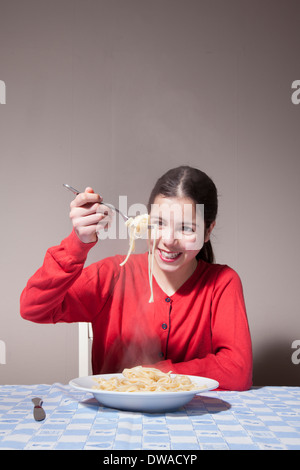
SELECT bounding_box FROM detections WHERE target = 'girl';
[20,166,252,390]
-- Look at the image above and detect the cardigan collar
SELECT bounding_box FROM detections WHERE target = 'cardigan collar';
[151,258,205,302]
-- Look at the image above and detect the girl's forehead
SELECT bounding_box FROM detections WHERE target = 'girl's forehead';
[151,195,196,212]
[150,195,204,231]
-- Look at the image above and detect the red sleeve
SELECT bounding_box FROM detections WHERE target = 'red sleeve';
[20,230,105,324]
[150,267,253,391]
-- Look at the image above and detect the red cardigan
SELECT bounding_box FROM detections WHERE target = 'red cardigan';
[20,230,253,391]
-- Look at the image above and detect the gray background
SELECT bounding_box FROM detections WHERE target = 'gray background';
[0,0,299,385]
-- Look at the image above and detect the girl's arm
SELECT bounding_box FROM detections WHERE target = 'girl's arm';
[20,229,98,323]
[20,187,112,323]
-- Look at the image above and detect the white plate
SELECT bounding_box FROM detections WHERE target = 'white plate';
[69,373,219,412]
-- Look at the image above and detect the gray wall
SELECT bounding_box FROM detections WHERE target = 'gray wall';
[0,0,299,385]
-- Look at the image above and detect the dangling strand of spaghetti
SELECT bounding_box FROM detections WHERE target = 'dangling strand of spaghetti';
[119,214,158,303]
[119,214,149,267]
[148,222,158,303]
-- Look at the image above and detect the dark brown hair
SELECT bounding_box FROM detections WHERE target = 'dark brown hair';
[147,166,218,263]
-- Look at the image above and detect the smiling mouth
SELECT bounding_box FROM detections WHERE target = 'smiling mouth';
[158,249,182,261]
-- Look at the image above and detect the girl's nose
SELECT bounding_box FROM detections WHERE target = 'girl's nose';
[161,226,178,246]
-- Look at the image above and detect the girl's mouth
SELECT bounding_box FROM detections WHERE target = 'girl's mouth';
[158,249,182,262]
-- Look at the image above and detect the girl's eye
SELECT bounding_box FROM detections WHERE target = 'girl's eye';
[182,225,194,233]
[157,220,166,227]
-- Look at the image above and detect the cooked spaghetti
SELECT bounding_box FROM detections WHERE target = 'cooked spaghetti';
[119,214,158,303]
[119,214,150,266]
[92,366,201,392]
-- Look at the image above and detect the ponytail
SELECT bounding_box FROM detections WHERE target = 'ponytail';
[197,240,215,264]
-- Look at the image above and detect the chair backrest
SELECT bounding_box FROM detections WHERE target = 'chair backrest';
[78,323,93,377]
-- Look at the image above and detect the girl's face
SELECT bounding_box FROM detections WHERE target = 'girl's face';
[149,195,206,275]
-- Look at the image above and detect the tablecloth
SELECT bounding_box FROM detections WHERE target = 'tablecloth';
[0,384,300,450]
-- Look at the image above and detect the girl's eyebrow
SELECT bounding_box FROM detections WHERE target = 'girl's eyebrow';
[150,215,199,228]
[184,222,198,228]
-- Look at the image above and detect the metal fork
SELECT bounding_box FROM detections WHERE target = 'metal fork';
[32,397,46,421]
[63,184,129,221]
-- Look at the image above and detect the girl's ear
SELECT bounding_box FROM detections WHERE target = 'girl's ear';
[204,221,216,243]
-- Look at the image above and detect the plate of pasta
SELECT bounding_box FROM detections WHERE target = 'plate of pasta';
[69,366,219,412]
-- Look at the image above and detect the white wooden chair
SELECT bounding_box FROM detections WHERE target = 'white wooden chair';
[78,323,93,377]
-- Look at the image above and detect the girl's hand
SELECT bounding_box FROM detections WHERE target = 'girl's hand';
[69,187,109,243]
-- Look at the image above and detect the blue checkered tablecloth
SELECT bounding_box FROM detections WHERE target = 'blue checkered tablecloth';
[0,384,299,450]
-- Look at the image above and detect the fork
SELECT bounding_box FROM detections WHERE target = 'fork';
[63,184,129,221]
[32,397,46,421]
